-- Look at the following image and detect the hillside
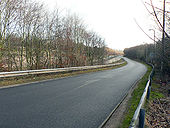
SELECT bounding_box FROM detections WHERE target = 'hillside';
[105,47,124,56]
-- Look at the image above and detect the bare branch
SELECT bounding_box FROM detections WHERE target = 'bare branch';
[149,0,169,38]
[134,18,159,41]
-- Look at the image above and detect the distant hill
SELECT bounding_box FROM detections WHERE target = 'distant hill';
[105,47,124,56]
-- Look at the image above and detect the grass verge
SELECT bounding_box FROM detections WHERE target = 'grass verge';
[0,59,127,87]
[149,82,165,101]
[121,63,152,128]
[144,76,168,127]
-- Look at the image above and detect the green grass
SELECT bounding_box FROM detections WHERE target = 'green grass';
[144,78,165,128]
[121,63,152,128]
[149,83,164,101]
[0,60,127,87]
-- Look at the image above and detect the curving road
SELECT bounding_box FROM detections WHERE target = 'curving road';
[0,58,147,128]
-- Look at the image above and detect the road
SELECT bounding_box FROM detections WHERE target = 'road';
[0,58,147,128]
[104,56,122,64]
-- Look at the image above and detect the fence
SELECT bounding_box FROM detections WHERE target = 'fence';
[129,64,154,128]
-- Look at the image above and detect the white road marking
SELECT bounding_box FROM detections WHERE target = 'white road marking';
[76,79,100,89]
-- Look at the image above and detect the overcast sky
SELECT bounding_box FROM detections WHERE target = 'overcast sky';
[37,0,157,50]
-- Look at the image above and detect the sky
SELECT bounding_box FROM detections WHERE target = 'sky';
[37,0,158,50]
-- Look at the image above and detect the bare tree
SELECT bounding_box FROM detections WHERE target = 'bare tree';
[0,0,107,71]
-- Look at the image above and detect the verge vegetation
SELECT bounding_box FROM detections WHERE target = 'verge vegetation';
[0,0,123,72]
[121,63,152,128]
[145,76,169,127]
[0,59,127,87]
[148,82,165,101]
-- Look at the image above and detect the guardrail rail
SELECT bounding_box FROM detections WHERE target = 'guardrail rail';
[0,62,125,79]
[129,64,154,128]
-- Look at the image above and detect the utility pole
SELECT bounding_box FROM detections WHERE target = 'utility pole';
[161,0,166,83]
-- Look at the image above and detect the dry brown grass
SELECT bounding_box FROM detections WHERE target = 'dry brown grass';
[0,60,127,87]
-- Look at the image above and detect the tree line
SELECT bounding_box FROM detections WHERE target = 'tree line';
[0,0,107,71]
[124,0,170,82]
[124,37,170,78]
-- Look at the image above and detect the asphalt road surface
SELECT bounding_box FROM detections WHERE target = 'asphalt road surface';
[0,58,147,128]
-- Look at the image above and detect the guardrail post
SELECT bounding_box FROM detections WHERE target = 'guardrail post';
[149,78,152,86]
[129,63,154,128]
[139,109,145,128]
[147,86,151,100]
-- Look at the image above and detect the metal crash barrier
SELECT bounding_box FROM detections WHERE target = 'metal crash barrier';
[129,64,154,128]
[0,62,125,79]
